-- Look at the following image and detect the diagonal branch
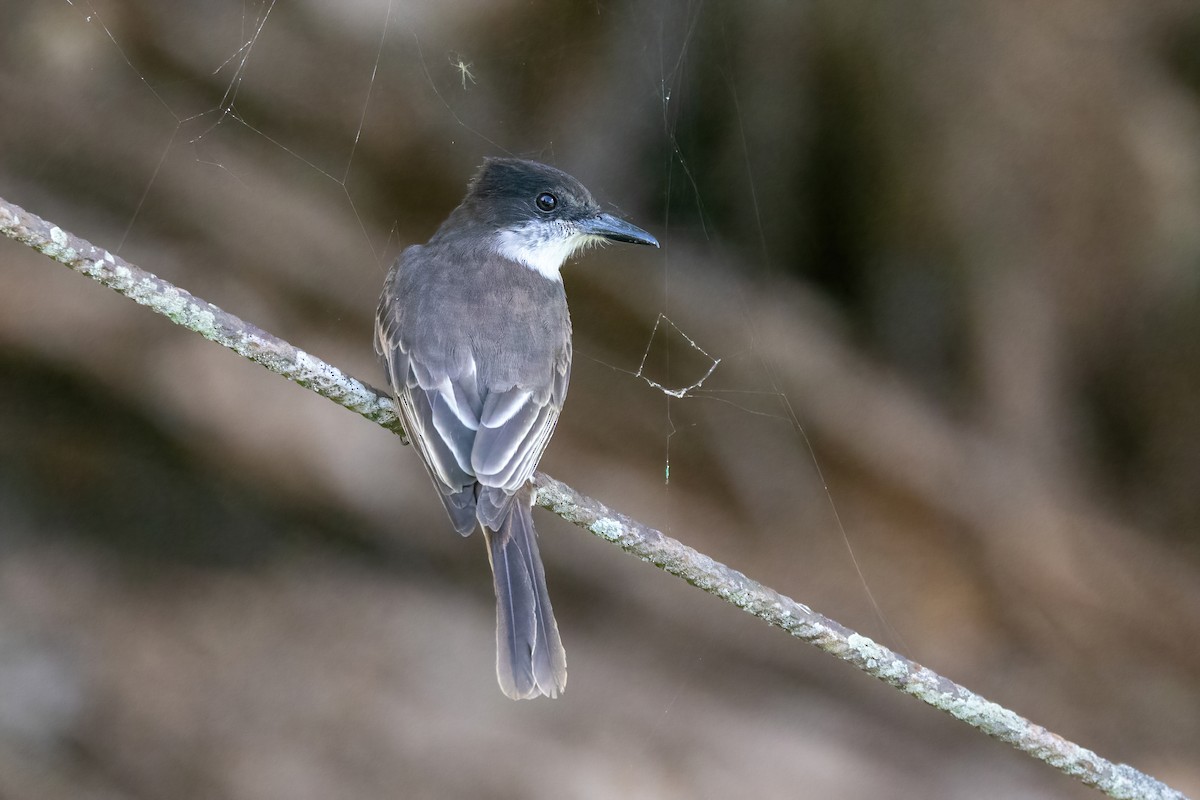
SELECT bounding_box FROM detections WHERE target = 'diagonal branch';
[0,196,1187,800]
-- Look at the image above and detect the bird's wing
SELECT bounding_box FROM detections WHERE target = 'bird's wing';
[376,301,483,535]
[471,342,571,530]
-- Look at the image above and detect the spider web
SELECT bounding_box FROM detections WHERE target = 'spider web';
[46,0,902,688]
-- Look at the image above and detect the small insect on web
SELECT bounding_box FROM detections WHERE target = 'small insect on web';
[448,52,477,90]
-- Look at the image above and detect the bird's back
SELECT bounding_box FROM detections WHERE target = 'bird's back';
[376,235,572,531]
[386,237,571,400]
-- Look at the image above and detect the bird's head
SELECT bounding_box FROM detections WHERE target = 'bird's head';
[461,157,659,280]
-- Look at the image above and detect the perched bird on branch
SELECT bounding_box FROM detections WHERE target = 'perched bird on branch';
[376,158,658,698]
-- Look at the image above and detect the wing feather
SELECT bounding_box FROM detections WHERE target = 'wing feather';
[481,389,533,428]
[473,391,543,478]
[377,298,480,535]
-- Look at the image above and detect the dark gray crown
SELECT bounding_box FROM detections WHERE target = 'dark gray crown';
[464,158,600,227]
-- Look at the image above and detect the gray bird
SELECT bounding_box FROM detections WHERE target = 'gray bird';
[376,158,658,699]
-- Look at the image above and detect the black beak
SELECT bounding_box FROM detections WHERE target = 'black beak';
[580,213,659,248]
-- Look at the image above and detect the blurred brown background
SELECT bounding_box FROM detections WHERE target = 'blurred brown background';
[2,0,1200,797]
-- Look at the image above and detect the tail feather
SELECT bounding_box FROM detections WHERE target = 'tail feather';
[485,497,566,700]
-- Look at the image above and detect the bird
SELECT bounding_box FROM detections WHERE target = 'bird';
[375,157,658,699]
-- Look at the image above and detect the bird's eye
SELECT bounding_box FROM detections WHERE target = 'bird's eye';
[535,192,558,212]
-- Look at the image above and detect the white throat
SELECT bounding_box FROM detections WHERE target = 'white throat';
[495,223,602,281]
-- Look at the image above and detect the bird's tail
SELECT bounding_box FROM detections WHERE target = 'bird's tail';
[484,495,567,700]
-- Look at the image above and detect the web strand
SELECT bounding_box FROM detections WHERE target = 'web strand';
[64,0,909,700]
